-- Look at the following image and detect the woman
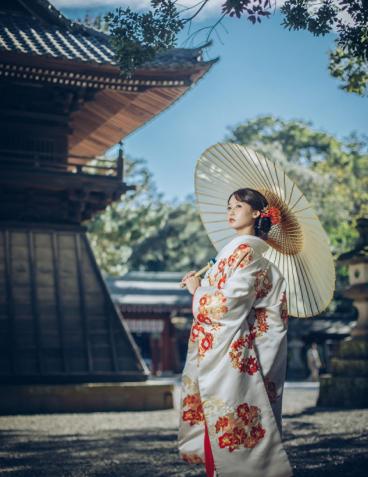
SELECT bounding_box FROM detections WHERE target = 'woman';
[178,188,293,477]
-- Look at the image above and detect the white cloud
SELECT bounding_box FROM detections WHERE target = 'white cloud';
[52,0,139,7]
[52,0,222,10]
[52,1,285,21]
[51,0,227,22]
[57,0,352,27]
[52,0,148,8]
[52,1,349,28]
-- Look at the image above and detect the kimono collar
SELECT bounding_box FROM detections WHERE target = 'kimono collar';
[223,233,270,257]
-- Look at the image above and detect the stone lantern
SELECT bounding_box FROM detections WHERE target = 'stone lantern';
[318,218,368,407]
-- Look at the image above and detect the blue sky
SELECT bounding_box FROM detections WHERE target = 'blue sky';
[55,2,367,202]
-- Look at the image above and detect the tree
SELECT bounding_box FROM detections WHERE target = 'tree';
[87,154,167,276]
[87,117,367,286]
[281,1,368,95]
[87,155,215,276]
[127,197,216,272]
[104,1,184,75]
[225,114,368,286]
[104,1,367,95]
[77,12,109,32]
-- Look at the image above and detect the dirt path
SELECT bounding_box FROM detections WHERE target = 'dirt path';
[0,383,366,476]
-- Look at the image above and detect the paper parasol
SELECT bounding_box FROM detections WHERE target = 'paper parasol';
[194,143,336,318]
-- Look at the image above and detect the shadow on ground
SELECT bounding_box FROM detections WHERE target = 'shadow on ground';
[0,428,201,477]
[283,406,368,477]
[0,405,367,476]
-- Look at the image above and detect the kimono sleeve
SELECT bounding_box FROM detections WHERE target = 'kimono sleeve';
[252,274,288,377]
[192,244,263,330]
[251,274,289,424]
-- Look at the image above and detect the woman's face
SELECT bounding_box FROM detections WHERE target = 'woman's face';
[227,195,260,232]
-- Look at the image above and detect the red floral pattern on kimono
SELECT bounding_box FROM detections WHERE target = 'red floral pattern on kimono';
[190,289,228,360]
[182,392,205,426]
[255,269,272,298]
[229,330,260,375]
[214,401,266,452]
[180,453,204,464]
[229,308,270,374]
[226,243,253,270]
[255,307,269,335]
[280,291,288,327]
[179,235,293,477]
[208,243,253,289]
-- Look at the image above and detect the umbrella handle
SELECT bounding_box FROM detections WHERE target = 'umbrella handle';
[179,258,216,289]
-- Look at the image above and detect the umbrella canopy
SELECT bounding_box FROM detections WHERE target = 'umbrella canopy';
[195,143,336,318]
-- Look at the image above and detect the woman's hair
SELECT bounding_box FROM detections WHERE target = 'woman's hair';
[227,188,272,239]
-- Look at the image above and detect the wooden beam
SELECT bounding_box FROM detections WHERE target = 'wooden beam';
[3,230,16,374]
[51,232,68,373]
[27,231,43,374]
[74,233,93,373]
[105,300,119,372]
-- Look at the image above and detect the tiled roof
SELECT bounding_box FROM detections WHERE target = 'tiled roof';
[106,271,192,308]
[0,13,114,64]
[0,11,212,69]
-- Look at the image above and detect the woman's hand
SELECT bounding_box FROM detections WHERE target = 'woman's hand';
[180,270,196,286]
[183,275,201,295]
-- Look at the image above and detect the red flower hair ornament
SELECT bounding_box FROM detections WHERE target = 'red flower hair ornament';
[259,206,281,225]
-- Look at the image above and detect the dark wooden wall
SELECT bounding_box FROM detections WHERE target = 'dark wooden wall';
[0,224,148,383]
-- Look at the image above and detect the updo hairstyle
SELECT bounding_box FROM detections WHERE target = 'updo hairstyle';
[227,188,272,240]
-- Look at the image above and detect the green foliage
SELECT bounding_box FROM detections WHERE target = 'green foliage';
[104,1,184,77]
[87,154,166,275]
[281,0,338,35]
[87,116,366,287]
[226,115,367,286]
[221,0,272,23]
[128,198,216,272]
[78,13,109,32]
[103,0,367,95]
[87,155,215,276]
[329,47,368,95]
[281,0,368,95]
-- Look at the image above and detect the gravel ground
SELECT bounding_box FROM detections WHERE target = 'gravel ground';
[0,382,367,477]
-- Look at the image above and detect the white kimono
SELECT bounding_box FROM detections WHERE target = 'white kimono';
[178,234,293,477]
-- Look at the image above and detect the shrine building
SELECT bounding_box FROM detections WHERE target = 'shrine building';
[0,0,216,403]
